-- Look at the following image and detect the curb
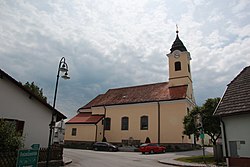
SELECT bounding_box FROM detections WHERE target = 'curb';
[63,158,73,166]
[158,160,183,167]
[158,160,207,167]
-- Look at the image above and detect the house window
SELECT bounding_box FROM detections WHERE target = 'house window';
[71,128,77,136]
[175,61,181,71]
[121,117,129,130]
[140,116,148,130]
[187,108,190,115]
[104,117,111,130]
[3,119,25,135]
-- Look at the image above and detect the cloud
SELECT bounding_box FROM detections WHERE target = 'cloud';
[1,0,250,117]
[231,0,250,17]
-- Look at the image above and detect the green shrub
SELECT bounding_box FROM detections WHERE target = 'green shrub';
[0,119,24,151]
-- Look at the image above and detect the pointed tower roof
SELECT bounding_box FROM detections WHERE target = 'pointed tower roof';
[170,27,187,53]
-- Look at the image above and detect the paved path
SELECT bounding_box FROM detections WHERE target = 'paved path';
[64,148,172,167]
[64,147,215,167]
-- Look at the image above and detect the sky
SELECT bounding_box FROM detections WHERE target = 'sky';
[1,0,250,119]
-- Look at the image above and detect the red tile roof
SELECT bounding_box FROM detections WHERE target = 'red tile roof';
[81,82,188,109]
[214,66,250,116]
[66,112,104,124]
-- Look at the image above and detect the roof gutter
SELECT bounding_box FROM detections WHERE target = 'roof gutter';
[185,95,196,107]
[157,101,160,144]
[103,105,106,140]
[91,98,187,108]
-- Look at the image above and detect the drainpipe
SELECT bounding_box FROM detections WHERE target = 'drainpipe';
[157,102,160,144]
[221,118,228,158]
[103,106,106,140]
[95,124,97,142]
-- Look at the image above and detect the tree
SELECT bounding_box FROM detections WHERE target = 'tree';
[0,119,24,151]
[200,98,221,145]
[183,106,200,146]
[183,97,221,146]
[23,81,47,102]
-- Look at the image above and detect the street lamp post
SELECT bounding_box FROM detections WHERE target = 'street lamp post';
[46,57,70,167]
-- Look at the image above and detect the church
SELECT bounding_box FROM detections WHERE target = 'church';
[64,30,196,148]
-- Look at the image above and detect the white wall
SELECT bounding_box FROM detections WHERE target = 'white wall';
[223,114,250,157]
[53,120,65,144]
[0,77,52,148]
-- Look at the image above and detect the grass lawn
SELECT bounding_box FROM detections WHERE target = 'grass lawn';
[175,154,215,164]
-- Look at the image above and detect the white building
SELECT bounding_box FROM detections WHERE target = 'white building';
[53,120,65,145]
[0,69,66,148]
[214,66,250,166]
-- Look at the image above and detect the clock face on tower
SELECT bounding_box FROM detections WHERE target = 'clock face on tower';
[174,50,180,58]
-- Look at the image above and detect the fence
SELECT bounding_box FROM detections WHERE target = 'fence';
[39,145,63,162]
[0,145,63,167]
[0,151,17,167]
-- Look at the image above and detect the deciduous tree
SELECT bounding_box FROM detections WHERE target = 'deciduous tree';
[23,81,47,102]
[183,98,221,146]
[183,106,200,146]
[200,98,221,145]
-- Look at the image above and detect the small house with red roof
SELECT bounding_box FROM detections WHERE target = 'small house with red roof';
[65,30,196,147]
[214,66,250,166]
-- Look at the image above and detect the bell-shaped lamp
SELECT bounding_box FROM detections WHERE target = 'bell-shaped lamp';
[60,63,68,72]
[61,72,70,80]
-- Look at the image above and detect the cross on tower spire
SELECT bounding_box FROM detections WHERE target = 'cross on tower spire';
[170,25,187,53]
[176,24,179,34]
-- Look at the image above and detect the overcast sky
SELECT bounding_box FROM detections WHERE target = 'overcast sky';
[1,0,250,118]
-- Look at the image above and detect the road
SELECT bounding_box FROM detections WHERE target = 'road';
[64,148,173,167]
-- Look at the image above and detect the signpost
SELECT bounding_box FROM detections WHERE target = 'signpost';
[31,144,40,150]
[16,144,40,167]
[200,133,204,139]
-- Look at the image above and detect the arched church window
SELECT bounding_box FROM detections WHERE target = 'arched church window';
[175,61,181,71]
[71,128,77,136]
[104,117,111,130]
[140,116,148,130]
[188,64,190,73]
[121,116,129,130]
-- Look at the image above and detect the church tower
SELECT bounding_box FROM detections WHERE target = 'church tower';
[167,28,195,103]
